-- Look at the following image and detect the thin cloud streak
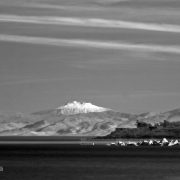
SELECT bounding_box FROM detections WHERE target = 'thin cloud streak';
[23,3,104,11]
[0,77,84,86]
[1,14,180,33]
[1,34,180,54]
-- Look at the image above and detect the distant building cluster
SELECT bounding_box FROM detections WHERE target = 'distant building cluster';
[106,138,180,147]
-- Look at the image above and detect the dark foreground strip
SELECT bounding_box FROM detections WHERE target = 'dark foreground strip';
[0,144,180,158]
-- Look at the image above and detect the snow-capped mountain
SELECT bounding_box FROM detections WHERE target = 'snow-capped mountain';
[57,101,109,115]
[0,101,180,136]
[0,101,134,136]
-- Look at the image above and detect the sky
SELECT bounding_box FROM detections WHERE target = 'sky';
[0,0,180,114]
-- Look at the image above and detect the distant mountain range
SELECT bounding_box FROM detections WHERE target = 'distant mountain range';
[0,101,180,136]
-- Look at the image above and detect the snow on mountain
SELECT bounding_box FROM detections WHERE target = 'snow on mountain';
[0,101,180,136]
[57,101,110,115]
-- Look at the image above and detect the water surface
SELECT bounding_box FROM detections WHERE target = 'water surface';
[1,146,180,180]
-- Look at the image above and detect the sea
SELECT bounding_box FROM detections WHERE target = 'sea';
[1,143,180,180]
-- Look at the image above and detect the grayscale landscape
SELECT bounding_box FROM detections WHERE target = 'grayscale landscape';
[1,101,180,137]
[1,0,180,180]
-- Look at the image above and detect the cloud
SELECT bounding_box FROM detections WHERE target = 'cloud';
[0,34,180,54]
[23,3,103,11]
[129,91,180,97]
[1,14,180,33]
[0,77,85,86]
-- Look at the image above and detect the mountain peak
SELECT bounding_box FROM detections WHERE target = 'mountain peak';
[57,101,109,115]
